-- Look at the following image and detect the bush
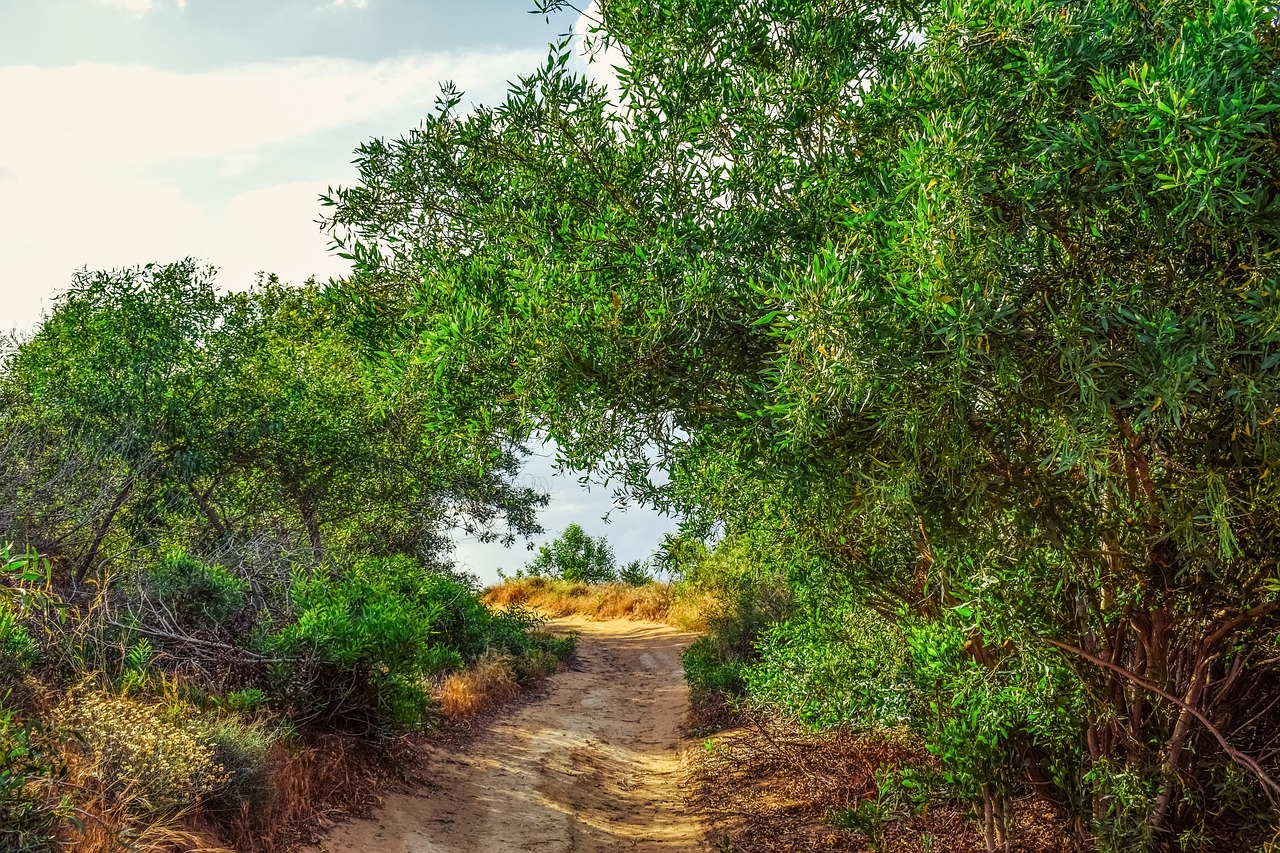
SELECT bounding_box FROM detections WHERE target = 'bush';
[744,598,916,730]
[512,630,577,682]
[195,715,277,815]
[269,557,577,733]
[350,555,524,663]
[144,552,247,626]
[268,569,437,732]
[683,635,747,699]
[56,692,226,813]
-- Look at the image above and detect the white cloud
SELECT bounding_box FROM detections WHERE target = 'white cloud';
[0,54,533,171]
[96,0,186,15]
[0,48,542,332]
[326,0,370,8]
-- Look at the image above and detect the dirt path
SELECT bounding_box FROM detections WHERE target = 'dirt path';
[309,617,707,853]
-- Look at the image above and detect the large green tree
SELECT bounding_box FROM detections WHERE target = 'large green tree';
[325,0,1280,846]
[0,263,546,585]
[524,522,618,583]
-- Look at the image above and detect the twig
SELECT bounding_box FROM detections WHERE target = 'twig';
[105,619,295,664]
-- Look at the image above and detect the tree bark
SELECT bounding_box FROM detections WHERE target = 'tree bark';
[74,476,135,586]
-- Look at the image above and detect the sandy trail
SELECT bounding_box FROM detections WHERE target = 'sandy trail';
[309,617,707,853]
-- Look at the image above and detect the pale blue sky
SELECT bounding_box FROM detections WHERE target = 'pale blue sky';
[0,0,562,69]
[0,0,674,583]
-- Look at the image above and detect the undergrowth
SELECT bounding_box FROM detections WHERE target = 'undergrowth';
[0,545,576,852]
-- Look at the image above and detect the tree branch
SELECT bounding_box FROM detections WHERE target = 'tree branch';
[1042,635,1280,802]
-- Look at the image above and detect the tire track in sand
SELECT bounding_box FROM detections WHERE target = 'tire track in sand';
[308,616,707,853]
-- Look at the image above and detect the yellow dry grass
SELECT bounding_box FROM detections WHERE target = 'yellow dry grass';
[433,652,521,721]
[483,577,713,631]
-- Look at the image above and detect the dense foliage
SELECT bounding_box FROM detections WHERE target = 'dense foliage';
[324,0,1280,848]
[522,522,620,583]
[0,269,573,849]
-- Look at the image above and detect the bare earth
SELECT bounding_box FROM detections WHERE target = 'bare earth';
[308,616,707,853]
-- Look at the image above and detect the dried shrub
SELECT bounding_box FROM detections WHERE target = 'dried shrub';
[56,791,229,853]
[56,692,226,814]
[485,577,701,625]
[215,735,384,853]
[433,652,520,721]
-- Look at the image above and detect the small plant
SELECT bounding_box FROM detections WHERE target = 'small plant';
[116,637,153,696]
[0,708,72,852]
[217,688,269,715]
[0,609,38,679]
[828,768,912,850]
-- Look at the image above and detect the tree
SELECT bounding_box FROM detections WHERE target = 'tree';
[0,263,547,585]
[325,0,1280,845]
[525,523,617,583]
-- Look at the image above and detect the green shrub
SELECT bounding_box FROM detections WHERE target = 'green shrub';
[683,635,746,698]
[196,715,277,815]
[422,644,465,675]
[512,631,577,682]
[145,552,247,626]
[216,688,269,715]
[350,556,494,662]
[268,569,437,732]
[744,599,915,729]
[0,709,69,853]
[269,557,575,733]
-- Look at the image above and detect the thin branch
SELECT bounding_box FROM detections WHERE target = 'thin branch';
[105,619,294,665]
[1042,636,1280,802]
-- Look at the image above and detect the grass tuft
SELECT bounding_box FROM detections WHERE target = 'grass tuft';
[433,652,521,721]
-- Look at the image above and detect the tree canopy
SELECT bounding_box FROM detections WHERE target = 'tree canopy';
[0,262,546,584]
[324,0,1280,846]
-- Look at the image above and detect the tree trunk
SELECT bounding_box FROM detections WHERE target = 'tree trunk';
[74,476,135,586]
[187,483,227,540]
[1150,652,1209,835]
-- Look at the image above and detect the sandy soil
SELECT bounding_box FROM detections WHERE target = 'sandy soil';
[307,616,707,853]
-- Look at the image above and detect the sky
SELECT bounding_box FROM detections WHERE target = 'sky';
[0,0,676,584]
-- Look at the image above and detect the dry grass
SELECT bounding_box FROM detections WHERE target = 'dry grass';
[57,795,230,853]
[689,712,1073,853]
[433,652,521,721]
[484,577,713,630]
[210,734,387,853]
